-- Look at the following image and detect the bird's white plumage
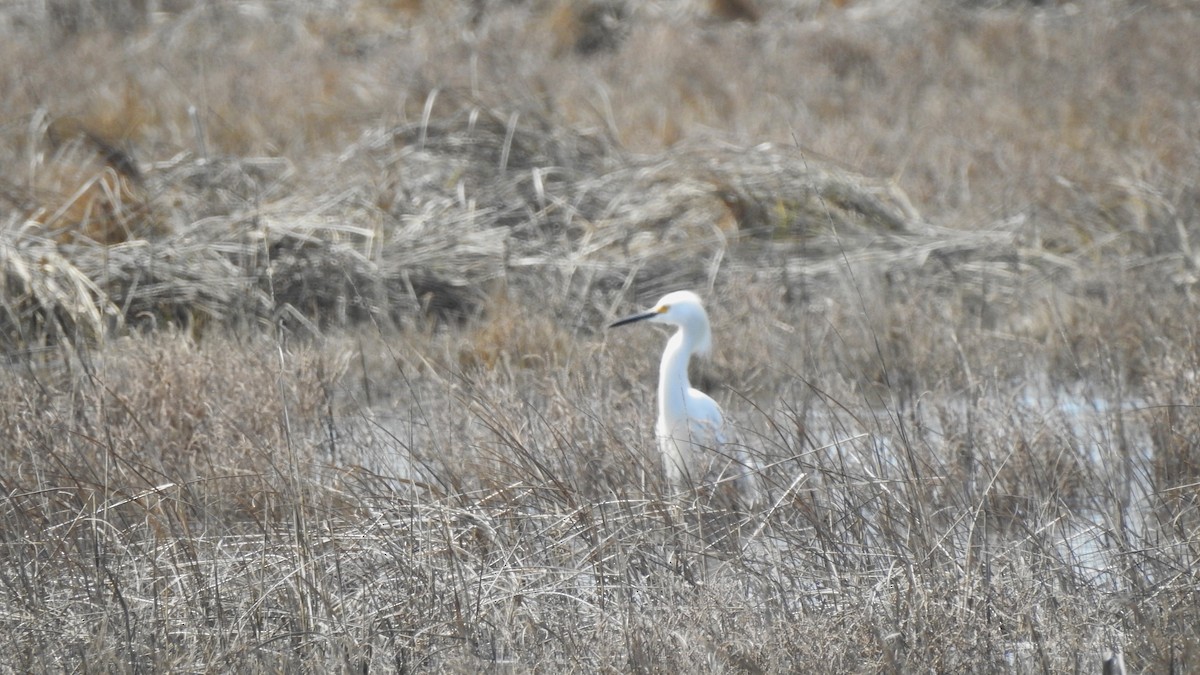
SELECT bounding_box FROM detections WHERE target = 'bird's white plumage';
[610,291,751,498]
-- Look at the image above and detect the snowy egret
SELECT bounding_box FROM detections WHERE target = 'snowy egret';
[610,291,749,496]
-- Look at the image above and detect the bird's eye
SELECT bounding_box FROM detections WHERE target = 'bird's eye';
[656,305,670,314]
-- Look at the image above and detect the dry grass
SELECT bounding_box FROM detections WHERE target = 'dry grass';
[2,0,1200,671]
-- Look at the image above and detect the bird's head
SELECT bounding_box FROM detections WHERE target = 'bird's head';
[609,290,713,356]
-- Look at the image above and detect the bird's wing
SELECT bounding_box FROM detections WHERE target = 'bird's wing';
[689,400,761,507]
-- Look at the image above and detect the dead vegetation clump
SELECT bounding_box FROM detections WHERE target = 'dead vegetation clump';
[13,116,166,246]
[709,0,761,23]
[547,0,629,56]
[456,289,574,372]
[2,96,953,350]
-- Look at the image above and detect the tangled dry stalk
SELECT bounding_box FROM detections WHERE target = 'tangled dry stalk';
[1,0,1198,671]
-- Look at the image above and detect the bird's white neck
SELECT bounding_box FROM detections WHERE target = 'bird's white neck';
[658,329,695,424]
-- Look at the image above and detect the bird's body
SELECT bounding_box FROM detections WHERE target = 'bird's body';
[651,310,724,488]
[610,291,749,496]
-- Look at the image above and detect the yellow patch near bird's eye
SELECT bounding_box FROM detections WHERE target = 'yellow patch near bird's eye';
[656,305,669,313]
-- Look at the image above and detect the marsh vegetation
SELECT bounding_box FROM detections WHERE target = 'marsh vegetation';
[1,0,1198,671]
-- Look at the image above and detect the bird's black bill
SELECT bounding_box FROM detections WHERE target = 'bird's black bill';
[609,310,656,328]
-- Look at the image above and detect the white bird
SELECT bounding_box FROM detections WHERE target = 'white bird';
[610,291,751,499]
